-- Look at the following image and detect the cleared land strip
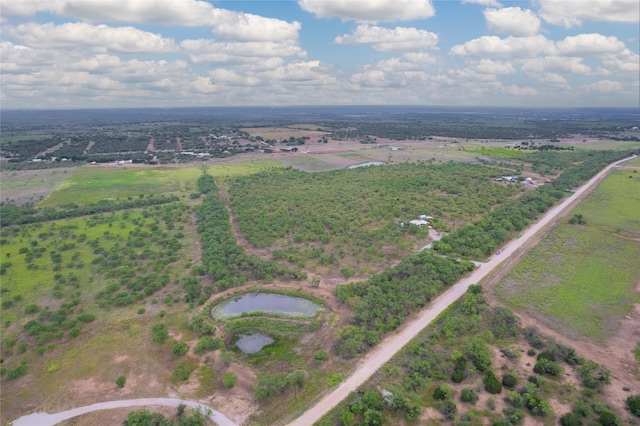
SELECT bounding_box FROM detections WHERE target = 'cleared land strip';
[287,155,636,426]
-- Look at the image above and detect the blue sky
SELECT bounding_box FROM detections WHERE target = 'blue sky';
[1,0,638,109]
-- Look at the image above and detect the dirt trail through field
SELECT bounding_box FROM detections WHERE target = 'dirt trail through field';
[286,155,637,426]
[216,185,272,258]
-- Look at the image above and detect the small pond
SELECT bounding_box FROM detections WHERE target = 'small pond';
[235,333,275,354]
[211,292,324,320]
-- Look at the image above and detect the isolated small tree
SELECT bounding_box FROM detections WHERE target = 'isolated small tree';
[116,375,126,388]
[310,277,320,288]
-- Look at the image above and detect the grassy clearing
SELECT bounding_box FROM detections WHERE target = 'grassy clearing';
[466,146,527,159]
[240,127,328,140]
[571,140,640,151]
[571,169,640,236]
[203,160,284,181]
[40,166,194,207]
[0,168,78,205]
[626,157,640,167]
[496,224,640,342]
[38,161,283,207]
[278,155,339,172]
[496,165,640,342]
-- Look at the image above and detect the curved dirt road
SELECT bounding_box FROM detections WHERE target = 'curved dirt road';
[288,156,635,426]
[11,398,236,426]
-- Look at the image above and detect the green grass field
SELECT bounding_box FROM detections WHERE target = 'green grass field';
[571,169,640,236]
[465,146,527,159]
[495,168,640,342]
[38,160,284,207]
[496,224,640,342]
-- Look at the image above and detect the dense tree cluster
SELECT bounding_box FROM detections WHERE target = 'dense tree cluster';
[195,174,305,290]
[332,251,473,358]
[228,162,519,271]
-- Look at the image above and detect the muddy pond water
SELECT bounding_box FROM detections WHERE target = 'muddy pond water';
[211,293,324,320]
[234,333,275,354]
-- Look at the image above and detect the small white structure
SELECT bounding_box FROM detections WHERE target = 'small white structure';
[410,219,429,226]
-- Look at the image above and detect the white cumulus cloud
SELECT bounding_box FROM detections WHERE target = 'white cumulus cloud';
[519,56,592,74]
[538,0,639,27]
[519,56,593,75]
[4,22,177,53]
[462,0,503,7]
[211,10,301,42]
[335,25,438,52]
[586,79,623,93]
[451,35,555,57]
[180,39,305,65]
[1,0,215,25]
[484,7,541,36]
[556,33,626,56]
[470,59,516,74]
[298,0,435,22]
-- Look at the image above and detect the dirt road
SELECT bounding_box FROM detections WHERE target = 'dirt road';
[287,156,636,426]
[11,398,236,426]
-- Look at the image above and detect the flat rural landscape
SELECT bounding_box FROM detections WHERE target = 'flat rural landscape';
[1,107,639,426]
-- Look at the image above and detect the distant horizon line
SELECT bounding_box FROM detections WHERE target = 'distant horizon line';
[2,105,639,112]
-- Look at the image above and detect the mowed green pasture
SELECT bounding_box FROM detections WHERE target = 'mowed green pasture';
[496,224,640,342]
[39,166,196,207]
[38,160,284,207]
[571,169,640,236]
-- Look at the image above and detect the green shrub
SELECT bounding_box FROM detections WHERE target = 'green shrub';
[433,384,454,401]
[24,304,39,315]
[484,373,502,394]
[502,373,517,388]
[172,361,196,381]
[627,395,640,417]
[76,313,96,323]
[577,360,610,389]
[314,350,329,365]
[451,369,465,383]
[7,360,28,380]
[460,388,478,404]
[533,358,563,376]
[598,411,619,426]
[116,375,126,388]
[173,342,189,356]
[560,412,583,426]
[222,371,237,388]
[152,323,168,344]
[195,336,222,354]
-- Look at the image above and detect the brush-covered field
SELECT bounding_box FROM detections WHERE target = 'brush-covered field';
[319,286,633,426]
